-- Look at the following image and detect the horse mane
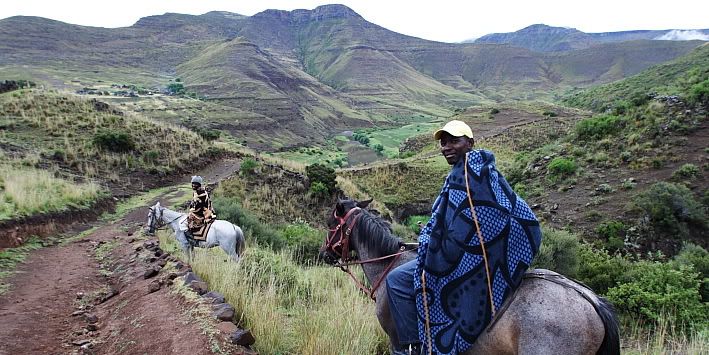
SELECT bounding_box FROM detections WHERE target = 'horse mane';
[354,209,402,257]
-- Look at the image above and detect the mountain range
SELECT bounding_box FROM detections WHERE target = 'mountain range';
[470,24,709,52]
[0,4,706,150]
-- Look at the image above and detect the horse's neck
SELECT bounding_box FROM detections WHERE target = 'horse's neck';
[161,208,184,227]
[353,231,412,287]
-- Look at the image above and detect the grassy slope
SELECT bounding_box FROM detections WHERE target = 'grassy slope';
[0,89,212,219]
[563,43,709,111]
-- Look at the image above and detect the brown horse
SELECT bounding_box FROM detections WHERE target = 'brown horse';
[320,199,620,355]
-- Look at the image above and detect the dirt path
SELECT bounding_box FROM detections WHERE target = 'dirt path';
[0,158,243,355]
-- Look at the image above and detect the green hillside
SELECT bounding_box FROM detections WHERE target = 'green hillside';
[564,43,709,111]
[0,88,215,218]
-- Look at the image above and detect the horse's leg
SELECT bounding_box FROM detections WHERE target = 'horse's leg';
[175,231,193,261]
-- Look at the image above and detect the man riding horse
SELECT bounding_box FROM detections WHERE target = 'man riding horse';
[183,175,216,241]
[386,120,543,354]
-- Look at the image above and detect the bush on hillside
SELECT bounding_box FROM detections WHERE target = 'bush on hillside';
[531,227,581,277]
[631,182,707,240]
[596,220,626,252]
[576,245,631,294]
[547,157,577,178]
[687,78,709,105]
[575,114,624,140]
[194,127,221,141]
[240,158,258,175]
[92,130,135,152]
[671,163,700,181]
[166,82,185,95]
[673,243,709,301]
[306,163,336,193]
[212,197,284,249]
[309,181,329,200]
[606,261,707,328]
[373,144,384,155]
[281,221,323,265]
[352,132,370,146]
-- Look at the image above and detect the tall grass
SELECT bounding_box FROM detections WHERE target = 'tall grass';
[622,314,708,354]
[0,164,104,220]
[0,91,211,177]
[158,232,388,354]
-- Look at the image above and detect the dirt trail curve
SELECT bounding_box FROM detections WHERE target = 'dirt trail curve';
[0,158,242,355]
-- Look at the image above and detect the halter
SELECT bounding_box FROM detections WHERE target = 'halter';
[322,206,415,301]
[147,206,178,232]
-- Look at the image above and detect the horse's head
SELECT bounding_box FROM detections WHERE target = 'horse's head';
[319,198,372,265]
[146,202,163,235]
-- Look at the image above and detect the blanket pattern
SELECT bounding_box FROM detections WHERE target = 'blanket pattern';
[414,150,542,354]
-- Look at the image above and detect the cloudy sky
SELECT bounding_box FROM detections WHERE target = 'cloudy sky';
[1,0,707,42]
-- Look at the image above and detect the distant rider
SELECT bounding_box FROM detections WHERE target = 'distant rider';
[184,176,215,239]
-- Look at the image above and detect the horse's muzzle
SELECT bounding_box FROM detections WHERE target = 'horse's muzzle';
[318,250,338,265]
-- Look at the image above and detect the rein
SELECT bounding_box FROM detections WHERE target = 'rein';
[149,207,181,232]
[323,207,416,301]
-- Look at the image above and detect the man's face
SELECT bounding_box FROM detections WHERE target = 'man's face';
[191,183,200,190]
[439,132,473,165]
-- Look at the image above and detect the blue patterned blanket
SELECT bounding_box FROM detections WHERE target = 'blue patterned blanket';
[414,149,542,354]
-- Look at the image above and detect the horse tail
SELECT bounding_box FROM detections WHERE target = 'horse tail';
[232,224,245,257]
[594,296,620,355]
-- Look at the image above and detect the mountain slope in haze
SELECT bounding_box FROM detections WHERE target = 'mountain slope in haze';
[0,4,706,151]
[177,36,371,148]
[473,24,709,52]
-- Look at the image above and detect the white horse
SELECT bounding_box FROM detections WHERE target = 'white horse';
[146,201,245,261]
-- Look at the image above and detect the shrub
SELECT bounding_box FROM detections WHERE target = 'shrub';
[513,182,528,199]
[577,245,631,294]
[673,243,709,301]
[489,108,500,114]
[532,227,581,277]
[547,157,577,177]
[306,163,336,193]
[373,144,384,155]
[405,215,429,234]
[309,181,329,200]
[596,221,626,252]
[92,130,135,152]
[352,132,370,146]
[240,158,258,175]
[211,197,284,249]
[542,110,557,117]
[195,128,221,141]
[687,78,709,105]
[166,82,185,95]
[671,163,700,180]
[281,221,323,265]
[631,182,707,239]
[575,114,623,140]
[606,261,707,328]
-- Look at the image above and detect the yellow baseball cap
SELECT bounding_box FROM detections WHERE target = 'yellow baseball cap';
[433,120,474,140]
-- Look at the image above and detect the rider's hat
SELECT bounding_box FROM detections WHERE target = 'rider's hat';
[191,175,203,185]
[433,120,474,140]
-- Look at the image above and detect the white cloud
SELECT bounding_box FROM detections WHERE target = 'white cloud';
[654,30,709,41]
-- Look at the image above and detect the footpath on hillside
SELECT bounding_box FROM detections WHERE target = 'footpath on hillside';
[0,158,250,355]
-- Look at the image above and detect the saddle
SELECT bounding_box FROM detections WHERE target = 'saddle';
[188,214,215,242]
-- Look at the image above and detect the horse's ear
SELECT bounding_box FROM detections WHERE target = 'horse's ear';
[156,201,161,208]
[356,198,373,209]
[335,200,345,216]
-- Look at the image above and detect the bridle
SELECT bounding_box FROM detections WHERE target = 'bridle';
[147,206,168,233]
[322,206,415,301]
